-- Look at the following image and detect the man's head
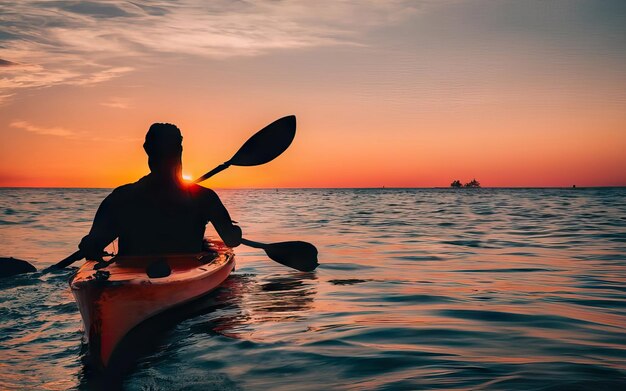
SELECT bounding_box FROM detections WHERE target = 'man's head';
[144,123,183,177]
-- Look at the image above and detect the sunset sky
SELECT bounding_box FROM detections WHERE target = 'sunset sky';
[1,0,625,188]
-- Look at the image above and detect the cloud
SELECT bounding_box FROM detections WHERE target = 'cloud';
[101,97,131,109]
[10,119,142,142]
[0,1,421,102]
[40,1,137,19]
[0,59,18,67]
[73,67,135,86]
[0,93,15,104]
[10,120,78,138]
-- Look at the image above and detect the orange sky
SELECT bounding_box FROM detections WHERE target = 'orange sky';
[1,1,625,188]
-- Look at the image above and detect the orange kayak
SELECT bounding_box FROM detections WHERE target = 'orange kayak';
[69,240,235,369]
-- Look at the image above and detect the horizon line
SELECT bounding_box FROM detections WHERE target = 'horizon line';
[1,185,625,190]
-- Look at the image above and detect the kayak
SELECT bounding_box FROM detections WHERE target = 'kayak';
[69,240,235,369]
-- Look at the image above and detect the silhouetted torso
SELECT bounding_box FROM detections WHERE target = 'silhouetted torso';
[79,174,239,257]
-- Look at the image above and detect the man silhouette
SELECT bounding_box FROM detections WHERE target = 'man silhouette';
[79,123,242,261]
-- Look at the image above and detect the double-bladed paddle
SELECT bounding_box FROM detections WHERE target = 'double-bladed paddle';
[0,115,318,277]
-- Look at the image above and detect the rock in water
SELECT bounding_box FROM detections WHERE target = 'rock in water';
[0,257,36,278]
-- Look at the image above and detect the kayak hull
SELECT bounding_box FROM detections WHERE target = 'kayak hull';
[69,240,235,369]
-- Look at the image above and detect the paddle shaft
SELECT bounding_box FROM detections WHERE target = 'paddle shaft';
[194,162,230,184]
[47,250,84,271]
[49,240,260,270]
[240,238,266,249]
[48,209,264,271]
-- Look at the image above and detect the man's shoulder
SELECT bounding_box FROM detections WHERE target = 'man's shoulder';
[112,183,136,193]
[107,177,148,199]
[187,183,218,199]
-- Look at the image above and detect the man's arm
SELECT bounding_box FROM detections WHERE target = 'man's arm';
[78,191,120,260]
[204,189,242,248]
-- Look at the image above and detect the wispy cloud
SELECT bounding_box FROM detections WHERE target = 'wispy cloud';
[0,93,14,104]
[101,97,131,109]
[10,119,141,143]
[0,1,421,102]
[10,120,78,138]
[0,58,18,67]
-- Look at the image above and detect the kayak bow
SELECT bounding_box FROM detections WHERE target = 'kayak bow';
[69,240,235,369]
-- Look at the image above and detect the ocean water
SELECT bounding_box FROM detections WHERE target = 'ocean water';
[1,187,625,390]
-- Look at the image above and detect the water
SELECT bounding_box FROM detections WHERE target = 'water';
[1,188,626,390]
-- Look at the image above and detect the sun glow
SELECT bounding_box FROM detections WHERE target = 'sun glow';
[182,174,192,181]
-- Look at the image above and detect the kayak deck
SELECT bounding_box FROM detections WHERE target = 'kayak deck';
[70,240,235,369]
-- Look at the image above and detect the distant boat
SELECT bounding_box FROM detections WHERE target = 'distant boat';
[450,179,481,188]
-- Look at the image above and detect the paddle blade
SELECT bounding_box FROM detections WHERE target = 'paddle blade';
[0,257,36,278]
[229,115,296,166]
[264,241,319,272]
